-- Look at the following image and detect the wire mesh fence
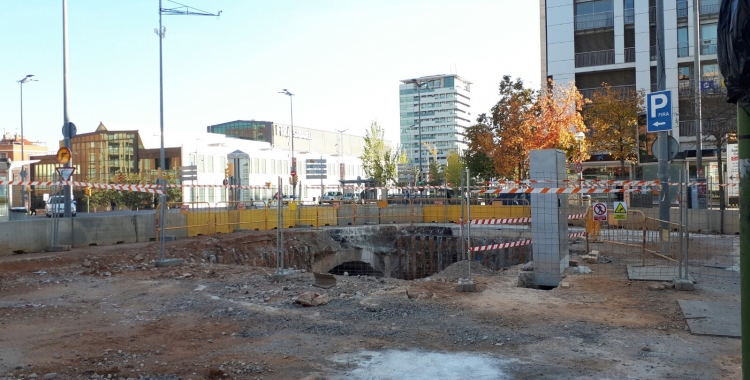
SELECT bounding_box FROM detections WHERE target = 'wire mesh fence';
[0,179,741,287]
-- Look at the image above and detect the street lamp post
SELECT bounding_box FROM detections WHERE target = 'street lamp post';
[17,74,37,211]
[279,89,296,199]
[411,79,426,185]
[155,0,220,264]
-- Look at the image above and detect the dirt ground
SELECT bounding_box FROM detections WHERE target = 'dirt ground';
[0,229,741,380]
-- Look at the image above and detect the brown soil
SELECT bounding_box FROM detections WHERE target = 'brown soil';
[0,229,740,380]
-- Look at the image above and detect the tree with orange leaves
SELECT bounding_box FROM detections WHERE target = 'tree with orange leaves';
[465,76,536,180]
[529,79,589,163]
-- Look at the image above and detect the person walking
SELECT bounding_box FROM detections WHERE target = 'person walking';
[111,200,116,211]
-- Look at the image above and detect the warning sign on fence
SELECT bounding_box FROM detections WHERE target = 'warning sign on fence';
[613,201,627,220]
[593,202,608,221]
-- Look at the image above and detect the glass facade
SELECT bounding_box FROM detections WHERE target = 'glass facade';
[70,131,139,183]
[207,120,271,142]
[399,75,471,171]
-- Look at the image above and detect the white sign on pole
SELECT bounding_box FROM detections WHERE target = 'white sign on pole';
[728,143,739,197]
[593,202,608,221]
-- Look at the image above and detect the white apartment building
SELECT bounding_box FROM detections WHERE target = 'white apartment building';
[540,0,728,181]
[399,75,472,181]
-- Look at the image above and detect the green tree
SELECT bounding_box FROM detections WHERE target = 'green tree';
[444,151,465,189]
[584,83,644,179]
[361,121,398,186]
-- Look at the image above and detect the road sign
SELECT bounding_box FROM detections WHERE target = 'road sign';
[651,135,680,160]
[56,147,72,165]
[306,159,327,180]
[56,166,76,181]
[291,170,297,177]
[613,201,627,220]
[575,162,583,173]
[179,165,197,182]
[647,90,673,132]
[728,143,739,197]
[62,122,77,138]
[593,202,608,221]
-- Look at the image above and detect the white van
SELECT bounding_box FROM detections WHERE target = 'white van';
[320,191,343,203]
[45,195,77,217]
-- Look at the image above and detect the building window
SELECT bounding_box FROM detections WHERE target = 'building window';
[701,23,717,55]
[677,27,689,57]
[0,153,5,159]
[271,159,276,174]
[208,188,215,203]
[207,156,214,173]
[678,66,691,80]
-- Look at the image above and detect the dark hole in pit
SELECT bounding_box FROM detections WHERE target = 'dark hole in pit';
[537,285,556,291]
[329,261,383,277]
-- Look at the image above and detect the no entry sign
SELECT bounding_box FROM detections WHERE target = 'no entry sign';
[593,202,608,221]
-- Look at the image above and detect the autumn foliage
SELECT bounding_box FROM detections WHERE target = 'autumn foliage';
[466,77,587,180]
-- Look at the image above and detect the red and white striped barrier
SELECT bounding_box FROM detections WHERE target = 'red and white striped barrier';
[468,213,587,225]
[470,232,588,252]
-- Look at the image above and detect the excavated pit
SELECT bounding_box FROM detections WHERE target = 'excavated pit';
[195,225,533,280]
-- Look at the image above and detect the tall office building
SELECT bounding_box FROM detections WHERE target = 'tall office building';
[399,75,472,181]
[540,0,729,180]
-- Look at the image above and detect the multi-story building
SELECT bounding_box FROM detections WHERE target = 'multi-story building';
[540,0,728,181]
[398,75,472,181]
[29,122,183,204]
[206,120,377,201]
[0,132,49,163]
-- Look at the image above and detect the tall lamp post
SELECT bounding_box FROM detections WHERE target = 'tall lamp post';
[17,74,37,211]
[155,0,220,265]
[575,131,586,205]
[279,89,296,199]
[411,79,427,185]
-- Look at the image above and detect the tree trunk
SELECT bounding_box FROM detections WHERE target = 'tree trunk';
[620,158,626,180]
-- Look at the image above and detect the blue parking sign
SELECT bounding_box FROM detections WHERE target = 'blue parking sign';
[647,90,672,133]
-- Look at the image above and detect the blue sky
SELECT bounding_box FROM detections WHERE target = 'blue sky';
[0,0,541,150]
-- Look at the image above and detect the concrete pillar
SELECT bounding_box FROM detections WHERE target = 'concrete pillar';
[530,149,569,287]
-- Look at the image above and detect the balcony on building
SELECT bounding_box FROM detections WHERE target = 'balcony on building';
[701,0,720,16]
[575,0,614,31]
[677,0,688,18]
[649,6,656,24]
[701,40,717,55]
[650,45,656,61]
[678,42,690,58]
[579,84,636,101]
[678,76,726,97]
[624,7,634,25]
[575,49,615,68]
[624,47,635,63]
[679,118,735,137]
[575,11,614,31]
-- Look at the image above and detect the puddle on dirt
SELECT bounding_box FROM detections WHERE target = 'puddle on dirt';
[329,349,515,379]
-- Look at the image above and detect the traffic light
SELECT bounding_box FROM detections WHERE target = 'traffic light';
[85,187,91,197]
[225,162,234,179]
[291,173,298,186]
[417,174,423,186]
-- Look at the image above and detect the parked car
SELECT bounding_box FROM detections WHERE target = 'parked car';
[320,191,343,203]
[45,195,77,217]
[342,193,359,202]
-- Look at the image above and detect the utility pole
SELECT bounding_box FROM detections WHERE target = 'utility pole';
[693,0,703,179]
[411,79,426,185]
[279,89,296,199]
[655,0,671,254]
[62,0,73,218]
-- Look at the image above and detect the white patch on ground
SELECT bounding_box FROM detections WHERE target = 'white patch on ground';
[194,285,206,291]
[329,350,515,380]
